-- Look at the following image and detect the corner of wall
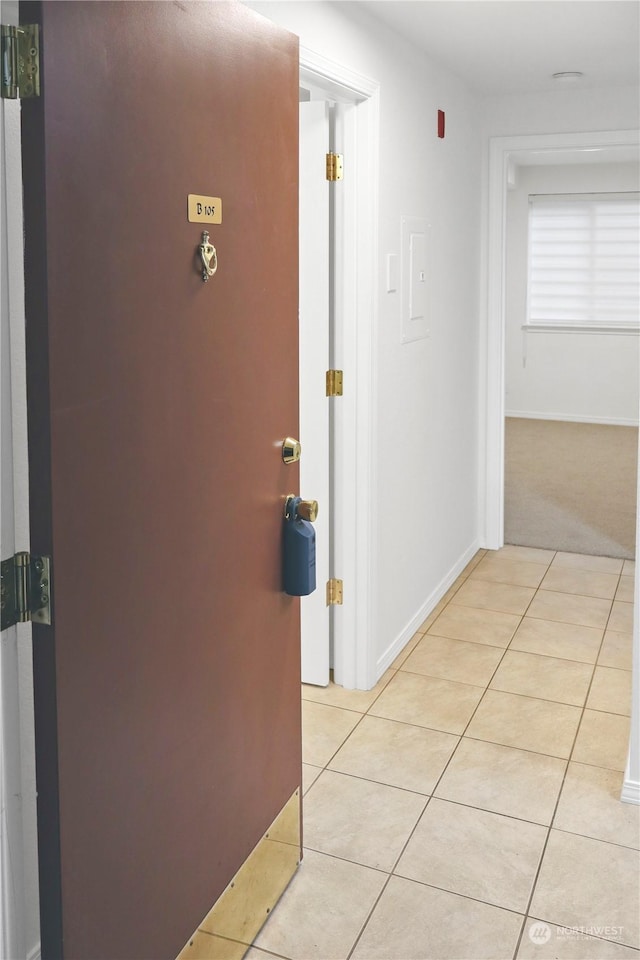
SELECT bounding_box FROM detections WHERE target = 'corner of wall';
[375,539,481,679]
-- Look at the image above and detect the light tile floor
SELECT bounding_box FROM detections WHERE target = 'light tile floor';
[251,547,639,960]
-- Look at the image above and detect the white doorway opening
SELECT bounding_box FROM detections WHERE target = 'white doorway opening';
[482,128,640,549]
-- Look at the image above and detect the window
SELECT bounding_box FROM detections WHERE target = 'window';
[527,193,640,332]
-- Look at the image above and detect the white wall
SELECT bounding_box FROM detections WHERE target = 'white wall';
[244,1,482,673]
[505,162,640,424]
[481,84,640,139]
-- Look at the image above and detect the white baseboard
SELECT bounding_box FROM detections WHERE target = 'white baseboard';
[505,410,639,427]
[620,779,640,805]
[375,540,480,679]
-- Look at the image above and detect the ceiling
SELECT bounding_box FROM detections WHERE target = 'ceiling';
[356,1,640,96]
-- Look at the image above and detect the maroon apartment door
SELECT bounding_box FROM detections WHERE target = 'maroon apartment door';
[20,2,301,957]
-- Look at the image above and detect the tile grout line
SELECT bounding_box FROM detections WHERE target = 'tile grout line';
[346,551,558,960]
[297,684,394,960]
[510,584,619,960]
[368,552,628,960]
[297,548,633,960]
[449,559,631,952]
[322,732,632,803]
[397,661,610,711]
[427,617,626,667]
[311,705,629,773]
[302,643,415,772]
[546,824,640,853]
[316,574,626,758]
[334,569,503,960]
[306,547,502,773]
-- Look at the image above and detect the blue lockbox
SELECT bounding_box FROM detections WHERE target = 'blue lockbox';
[283,497,317,596]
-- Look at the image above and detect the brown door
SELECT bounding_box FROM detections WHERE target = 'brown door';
[20,2,301,957]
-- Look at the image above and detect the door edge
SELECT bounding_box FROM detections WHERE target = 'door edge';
[299,47,381,692]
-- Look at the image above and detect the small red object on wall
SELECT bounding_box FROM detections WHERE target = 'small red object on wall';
[438,109,445,139]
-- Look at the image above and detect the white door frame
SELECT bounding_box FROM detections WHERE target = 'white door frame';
[481,127,640,803]
[300,48,380,690]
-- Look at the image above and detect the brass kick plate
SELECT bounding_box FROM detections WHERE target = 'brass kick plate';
[176,789,301,960]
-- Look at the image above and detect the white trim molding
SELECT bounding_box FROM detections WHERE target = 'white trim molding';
[505,411,640,427]
[620,779,640,806]
[522,324,640,336]
[299,46,378,102]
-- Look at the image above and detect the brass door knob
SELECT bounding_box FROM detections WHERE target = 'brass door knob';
[297,500,318,522]
[282,437,301,463]
[284,496,319,522]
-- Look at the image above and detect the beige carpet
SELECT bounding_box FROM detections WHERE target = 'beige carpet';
[504,418,638,559]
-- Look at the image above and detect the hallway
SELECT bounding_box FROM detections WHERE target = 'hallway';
[251,547,638,960]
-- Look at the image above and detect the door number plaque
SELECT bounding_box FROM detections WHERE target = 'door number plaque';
[188,194,222,224]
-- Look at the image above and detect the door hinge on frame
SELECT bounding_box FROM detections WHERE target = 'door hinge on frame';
[1,24,40,99]
[326,579,343,606]
[1,552,52,631]
[325,153,344,182]
[326,370,343,397]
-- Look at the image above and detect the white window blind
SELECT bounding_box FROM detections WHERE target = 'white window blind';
[527,193,640,331]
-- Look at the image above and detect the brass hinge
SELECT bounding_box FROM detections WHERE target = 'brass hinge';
[1,24,40,99]
[326,370,343,397]
[1,552,52,631]
[326,153,344,182]
[326,578,343,606]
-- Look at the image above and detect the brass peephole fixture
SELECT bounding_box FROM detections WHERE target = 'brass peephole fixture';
[282,437,301,464]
